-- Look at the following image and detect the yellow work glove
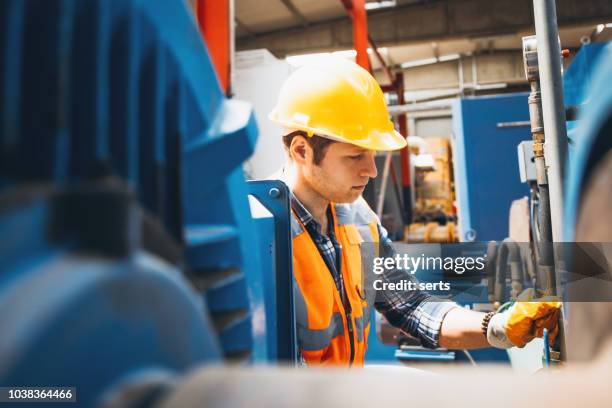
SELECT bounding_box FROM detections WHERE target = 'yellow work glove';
[487,288,562,349]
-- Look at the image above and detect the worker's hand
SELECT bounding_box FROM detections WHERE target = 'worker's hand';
[487,288,562,349]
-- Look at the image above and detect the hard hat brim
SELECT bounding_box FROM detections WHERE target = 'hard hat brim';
[269,113,407,152]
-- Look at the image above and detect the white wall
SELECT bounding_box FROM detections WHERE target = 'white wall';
[414,116,453,139]
[233,49,291,180]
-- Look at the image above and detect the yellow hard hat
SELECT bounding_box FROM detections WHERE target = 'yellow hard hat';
[269,58,407,151]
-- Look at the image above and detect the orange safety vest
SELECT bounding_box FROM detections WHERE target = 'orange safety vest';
[291,197,380,366]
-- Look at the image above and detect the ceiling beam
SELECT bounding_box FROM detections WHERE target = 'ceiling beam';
[237,0,612,57]
[279,0,310,27]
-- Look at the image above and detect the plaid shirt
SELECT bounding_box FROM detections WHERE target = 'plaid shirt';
[290,193,457,349]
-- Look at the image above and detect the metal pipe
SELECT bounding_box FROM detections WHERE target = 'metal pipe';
[458,55,464,96]
[494,242,508,305]
[396,71,413,224]
[507,241,525,300]
[368,35,395,84]
[389,160,406,225]
[485,241,498,303]
[376,152,392,218]
[532,0,568,242]
[537,184,556,294]
[471,54,478,94]
[340,0,370,71]
[352,0,370,71]
[522,34,556,295]
[229,0,235,96]
[387,102,452,116]
[196,0,231,95]
[493,239,525,302]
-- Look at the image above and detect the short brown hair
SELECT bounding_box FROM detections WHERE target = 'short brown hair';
[282,131,335,165]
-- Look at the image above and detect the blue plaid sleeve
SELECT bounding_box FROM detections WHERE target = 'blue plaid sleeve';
[373,223,458,349]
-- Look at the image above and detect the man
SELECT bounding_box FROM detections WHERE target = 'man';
[269,58,560,366]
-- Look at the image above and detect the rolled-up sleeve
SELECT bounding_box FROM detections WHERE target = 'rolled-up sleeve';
[373,224,459,349]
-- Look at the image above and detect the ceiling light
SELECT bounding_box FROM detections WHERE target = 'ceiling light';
[438,53,460,62]
[365,1,396,11]
[476,83,508,90]
[399,53,460,69]
[400,57,437,69]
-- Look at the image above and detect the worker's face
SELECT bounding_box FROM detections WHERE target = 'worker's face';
[294,137,378,203]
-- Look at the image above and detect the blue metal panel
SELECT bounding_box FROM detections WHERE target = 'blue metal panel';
[563,43,609,107]
[0,0,264,404]
[363,310,398,363]
[563,43,610,149]
[452,93,532,241]
[247,180,297,363]
[248,206,275,361]
[564,43,612,240]
[561,42,612,351]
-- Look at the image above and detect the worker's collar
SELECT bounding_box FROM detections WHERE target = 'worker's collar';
[290,192,334,237]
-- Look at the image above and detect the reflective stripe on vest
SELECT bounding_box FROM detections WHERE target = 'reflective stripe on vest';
[299,313,344,351]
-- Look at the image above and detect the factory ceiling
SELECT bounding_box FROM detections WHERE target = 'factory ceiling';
[235,0,612,72]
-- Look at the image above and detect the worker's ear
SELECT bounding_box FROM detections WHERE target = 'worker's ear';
[289,135,311,165]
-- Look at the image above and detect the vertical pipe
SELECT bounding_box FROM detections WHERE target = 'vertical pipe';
[376,152,392,218]
[229,0,235,96]
[396,72,412,224]
[471,54,478,94]
[523,35,556,295]
[351,0,370,71]
[537,183,556,293]
[196,0,230,95]
[458,55,464,96]
[532,0,568,242]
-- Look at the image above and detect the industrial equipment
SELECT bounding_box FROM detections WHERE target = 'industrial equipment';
[452,93,532,242]
[521,34,556,297]
[560,42,612,362]
[0,0,294,405]
[483,40,612,364]
[404,137,458,243]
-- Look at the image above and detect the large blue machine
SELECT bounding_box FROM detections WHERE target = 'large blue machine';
[452,93,532,242]
[563,42,612,240]
[561,42,612,363]
[0,0,295,405]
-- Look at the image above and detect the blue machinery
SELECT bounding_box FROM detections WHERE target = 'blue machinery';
[0,0,294,405]
[563,42,612,240]
[452,93,532,242]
